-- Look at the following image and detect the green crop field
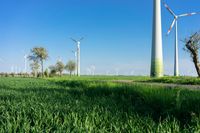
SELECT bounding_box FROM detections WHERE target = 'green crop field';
[0,77,200,132]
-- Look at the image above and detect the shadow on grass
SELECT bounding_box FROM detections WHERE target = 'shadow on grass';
[4,79,200,128]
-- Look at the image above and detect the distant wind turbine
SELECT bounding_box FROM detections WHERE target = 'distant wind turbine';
[163,1,200,76]
[86,67,91,75]
[90,65,96,76]
[115,68,119,76]
[106,70,110,76]
[71,37,84,77]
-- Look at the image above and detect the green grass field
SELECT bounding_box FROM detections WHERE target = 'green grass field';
[145,76,200,85]
[0,77,200,132]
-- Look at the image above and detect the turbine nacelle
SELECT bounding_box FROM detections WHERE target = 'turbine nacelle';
[70,37,84,46]
[77,41,81,47]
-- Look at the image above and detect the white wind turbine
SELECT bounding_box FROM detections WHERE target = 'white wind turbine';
[71,37,84,77]
[163,1,200,76]
[86,67,91,75]
[115,68,119,76]
[90,65,96,76]
[151,0,163,77]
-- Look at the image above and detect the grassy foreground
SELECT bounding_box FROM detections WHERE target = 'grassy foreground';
[0,77,200,132]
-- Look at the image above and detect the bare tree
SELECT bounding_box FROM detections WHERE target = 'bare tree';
[184,32,200,77]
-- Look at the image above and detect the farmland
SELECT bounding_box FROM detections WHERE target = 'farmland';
[0,77,200,132]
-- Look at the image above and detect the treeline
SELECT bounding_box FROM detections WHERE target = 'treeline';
[0,73,30,77]
[28,47,76,78]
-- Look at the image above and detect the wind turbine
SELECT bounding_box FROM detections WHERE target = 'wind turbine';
[151,0,163,77]
[115,68,119,76]
[163,1,200,76]
[90,65,96,76]
[71,37,84,77]
[86,67,91,75]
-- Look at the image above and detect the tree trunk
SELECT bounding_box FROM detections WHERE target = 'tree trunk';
[193,55,200,77]
[35,71,37,78]
[186,44,200,77]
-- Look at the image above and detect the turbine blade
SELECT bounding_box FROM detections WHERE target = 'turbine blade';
[79,37,84,41]
[179,12,200,17]
[167,19,176,35]
[70,38,77,43]
[163,1,176,17]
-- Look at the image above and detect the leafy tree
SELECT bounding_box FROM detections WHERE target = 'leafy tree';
[56,61,65,76]
[30,61,40,77]
[65,60,76,76]
[49,65,57,76]
[28,47,48,77]
[184,32,200,77]
[44,68,49,77]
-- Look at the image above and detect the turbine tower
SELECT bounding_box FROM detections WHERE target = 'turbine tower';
[163,1,200,76]
[72,50,77,75]
[71,37,84,77]
[151,0,163,77]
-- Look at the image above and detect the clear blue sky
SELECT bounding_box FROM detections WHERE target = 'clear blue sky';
[0,0,200,75]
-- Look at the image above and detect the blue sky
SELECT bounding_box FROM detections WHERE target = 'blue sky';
[0,0,200,75]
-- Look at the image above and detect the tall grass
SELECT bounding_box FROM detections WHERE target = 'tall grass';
[0,77,199,132]
[146,76,200,85]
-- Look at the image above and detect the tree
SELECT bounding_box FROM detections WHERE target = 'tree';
[30,61,40,77]
[28,47,48,77]
[184,32,200,77]
[44,68,49,77]
[65,60,76,76]
[49,65,57,76]
[56,61,65,76]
